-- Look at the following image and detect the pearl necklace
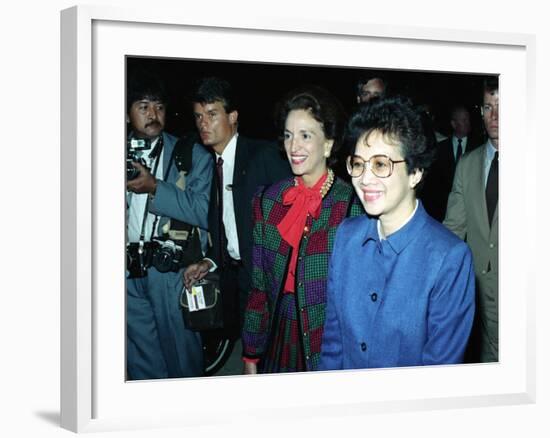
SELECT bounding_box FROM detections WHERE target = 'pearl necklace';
[294,168,334,198]
[320,168,334,198]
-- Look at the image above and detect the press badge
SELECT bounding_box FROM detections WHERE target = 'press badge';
[186,285,207,312]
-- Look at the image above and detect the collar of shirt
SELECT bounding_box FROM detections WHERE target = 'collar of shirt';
[485,139,497,163]
[453,135,467,155]
[216,133,238,185]
[363,200,427,255]
[376,199,419,240]
[143,135,159,159]
[145,136,164,179]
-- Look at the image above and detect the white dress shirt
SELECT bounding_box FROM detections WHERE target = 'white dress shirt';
[452,135,468,161]
[216,133,241,260]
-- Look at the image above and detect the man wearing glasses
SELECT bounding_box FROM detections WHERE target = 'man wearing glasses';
[319,96,475,371]
[444,77,499,363]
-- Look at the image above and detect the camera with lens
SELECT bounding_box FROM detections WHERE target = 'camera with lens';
[127,137,151,180]
[151,238,185,273]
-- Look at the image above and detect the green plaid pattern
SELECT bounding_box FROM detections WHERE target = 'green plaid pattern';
[242,176,362,372]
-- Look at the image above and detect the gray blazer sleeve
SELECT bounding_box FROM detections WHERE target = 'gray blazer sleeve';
[443,158,467,240]
[149,144,213,230]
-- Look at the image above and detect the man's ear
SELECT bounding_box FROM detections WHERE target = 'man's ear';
[229,110,239,124]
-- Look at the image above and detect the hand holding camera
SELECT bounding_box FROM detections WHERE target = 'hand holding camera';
[126,137,158,194]
[126,162,157,195]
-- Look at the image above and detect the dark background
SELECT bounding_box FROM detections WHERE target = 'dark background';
[127,56,488,144]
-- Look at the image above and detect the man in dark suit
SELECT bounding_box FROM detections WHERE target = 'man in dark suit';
[423,105,478,222]
[183,77,291,341]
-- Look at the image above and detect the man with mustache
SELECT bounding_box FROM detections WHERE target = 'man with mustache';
[444,76,499,363]
[183,77,291,355]
[126,71,213,379]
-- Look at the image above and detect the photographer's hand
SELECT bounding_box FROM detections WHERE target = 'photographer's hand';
[183,259,212,289]
[126,162,157,195]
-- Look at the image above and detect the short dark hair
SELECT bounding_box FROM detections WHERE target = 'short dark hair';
[355,74,388,98]
[346,95,436,188]
[126,70,167,113]
[277,85,346,168]
[450,104,470,120]
[482,75,499,98]
[190,77,238,113]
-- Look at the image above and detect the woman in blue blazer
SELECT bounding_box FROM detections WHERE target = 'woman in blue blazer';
[319,97,475,370]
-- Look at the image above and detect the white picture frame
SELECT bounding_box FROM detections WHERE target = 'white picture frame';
[60,4,536,433]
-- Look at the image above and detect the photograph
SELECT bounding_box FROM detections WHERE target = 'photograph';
[125,56,498,380]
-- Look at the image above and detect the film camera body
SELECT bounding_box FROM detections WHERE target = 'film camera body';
[126,232,202,278]
[127,137,151,180]
[151,238,189,273]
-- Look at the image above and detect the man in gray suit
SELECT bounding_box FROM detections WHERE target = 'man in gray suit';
[126,71,213,379]
[443,76,499,362]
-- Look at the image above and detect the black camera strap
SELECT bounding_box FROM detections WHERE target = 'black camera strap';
[166,135,196,235]
[136,135,165,260]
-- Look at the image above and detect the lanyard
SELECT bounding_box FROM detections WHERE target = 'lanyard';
[136,135,165,250]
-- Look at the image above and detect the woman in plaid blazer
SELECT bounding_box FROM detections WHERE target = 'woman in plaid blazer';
[241,86,362,373]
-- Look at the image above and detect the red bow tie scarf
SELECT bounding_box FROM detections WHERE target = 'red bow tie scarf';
[277,174,326,293]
